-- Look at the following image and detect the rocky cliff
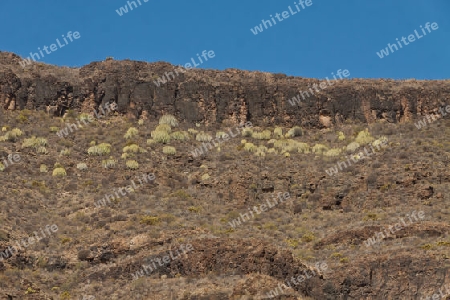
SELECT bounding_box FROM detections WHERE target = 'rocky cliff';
[1,51,449,127]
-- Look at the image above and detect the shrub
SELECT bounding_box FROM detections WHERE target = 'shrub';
[37,147,48,154]
[171,131,188,141]
[159,114,178,127]
[346,142,360,152]
[140,216,160,225]
[312,144,329,154]
[40,164,48,173]
[50,126,59,132]
[138,119,144,126]
[124,127,139,140]
[60,149,71,156]
[123,144,146,153]
[1,126,8,132]
[355,129,374,145]
[284,152,291,157]
[241,127,253,137]
[155,124,172,133]
[252,130,271,140]
[0,163,4,172]
[216,131,228,139]
[126,160,139,170]
[163,146,176,155]
[201,173,210,181]
[76,163,88,171]
[196,132,212,142]
[267,148,277,154]
[151,131,171,143]
[121,153,133,160]
[273,127,283,138]
[337,131,346,141]
[241,139,247,144]
[146,139,156,145]
[52,167,67,177]
[101,158,116,169]
[78,113,91,123]
[372,136,388,149]
[87,143,111,156]
[297,142,310,154]
[244,142,257,152]
[324,148,341,157]
[22,136,47,149]
[286,126,303,138]
[188,128,198,135]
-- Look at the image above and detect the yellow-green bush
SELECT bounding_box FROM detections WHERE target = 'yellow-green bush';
[123,144,146,153]
[196,132,212,142]
[49,126,59,132]
[324,148,341,157]
[286,126,303,138]
[140,216,160,225]
[312,144,329,154]
[126,160,139,170]
[244,142,257,152]
[0,163,4,172]
[40,164,48,173]
[22,136,47,149]
[171,131,188,141]
[155,124,172,133]
[87,143,111,156]
[216,131,228,139]
[252,130,272,140]
[346,142,360,152]
[78,113,91,123]
[101,158,117,169]
[60,149,71,156]
[163,146,176,155]
[188,128,198,135]
[159,114,178,127]
[273,127,283,138]
[52,167,67,177]
[355,129,374,145]
[37,147,48,155]
[337,131,346,141]
[124,127,139,140]
[151,130,171,143]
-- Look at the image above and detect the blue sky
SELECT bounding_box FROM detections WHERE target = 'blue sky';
[1,1,448,79]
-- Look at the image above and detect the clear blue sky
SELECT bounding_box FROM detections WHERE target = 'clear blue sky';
[1,1,448,79]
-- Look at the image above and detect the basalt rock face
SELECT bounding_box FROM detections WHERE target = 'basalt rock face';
[0,51,449,127]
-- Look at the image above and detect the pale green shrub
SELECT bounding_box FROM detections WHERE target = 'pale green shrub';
[49,127,59,132]
[216,131,227,139]
[155,124,172,133]
[196,132,212,142]
[37,147,48,155]
[1,126,8,132]
[78,113,91,122]
[151,131,171,143]
[163,146,176,155]
[76,163,88,171]
[372,136,388,149]
[40,164,48,173]
[241,139,247,144]
[101,158,117,169]
[312,144,329,154]
[244,142,257,152]
[252,130,271,140]
[286,126,303,138]
[297,142,310,154]
[126,160,139,170]
[273,127,283,138]
[52,167,67,177]
[22,136,47,149]
[0,163,4,172]
[123,144,146,153]
[337,131,346,141]
[121,153,133,160]
[171,131,188,141]
[267,148,277,154]
[159,114,178,127]
[138,119,144,125]
[346,142,360,152]
[355,129,374,145]
[324,148,342,157]
[188,128,198,135]
[60,149,71,156]
[87,143,111,156]
[124,127,139,140]
[267,139,277,144]
[146,139,156,145]
[201,173,210,181]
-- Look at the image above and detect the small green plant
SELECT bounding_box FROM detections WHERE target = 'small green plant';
[241,127,253,137]
[37,147,48,154]
[159,114,178,127]
[286,126,303,138]
[22,136,47,149]
[196,132,212,142]
[312,143,329,154]
[126,160,139,170]
[102,158,117,169]
[140,216,160,225]
[324,148,341,157]
[123,144,146,153]
[50,126,59,132]
[60,149,71,156]
[252,130,272,140]
[60,291,71,300]
[25,287,38,294]
[355,129,374,145]
[0,163,5,172]
[301,232,315,243]
[216,131,228,139]
[87,143,111,155]
[171,131,188,141]
[78,113,91,123]
[273,127,283,138]
[151,130,171,143]
[138,119,144,126]
[346,142,360,152]
[155,124,172,133]
[188,206,202,213]
[52,167,67,177]
[124,127,139,140]
[363,213,379,221]
[163,146,176,155]
[40,164,48,173]
[337,131,346,141]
